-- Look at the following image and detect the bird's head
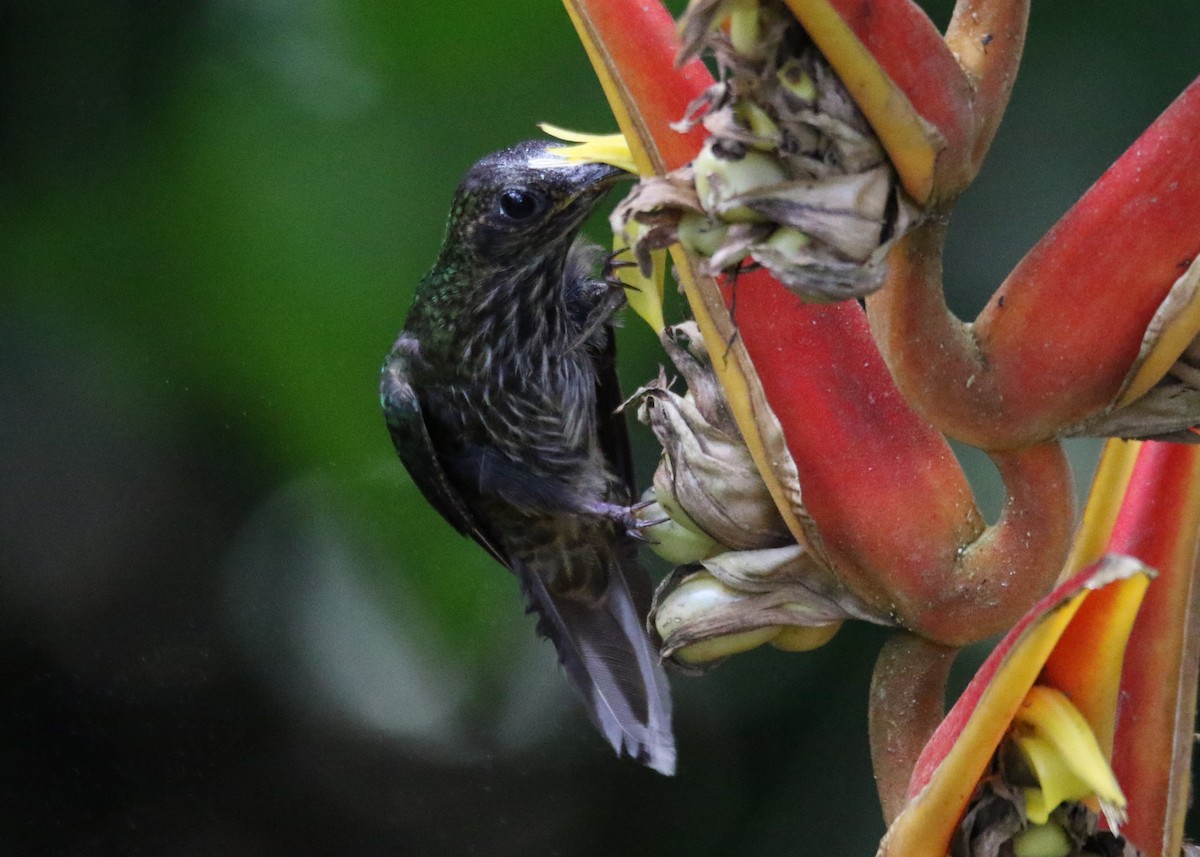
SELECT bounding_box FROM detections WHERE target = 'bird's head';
[445,140,627,264]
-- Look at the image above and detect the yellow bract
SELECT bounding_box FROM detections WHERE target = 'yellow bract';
[878,555,1151,857]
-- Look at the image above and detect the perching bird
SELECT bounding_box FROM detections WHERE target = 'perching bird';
[380,141,675,774]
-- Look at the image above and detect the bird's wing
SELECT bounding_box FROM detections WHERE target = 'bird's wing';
[594,312,637,502]
[380,337,507,566]
[516,550,676,775]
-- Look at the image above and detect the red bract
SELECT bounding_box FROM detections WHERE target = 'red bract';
[1105,443,1200,855]
[565,0,1070,644]
[562,0,1200,847]
[883,441,1200,857]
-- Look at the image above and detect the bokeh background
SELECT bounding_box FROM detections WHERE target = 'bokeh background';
[2,1,1197,854]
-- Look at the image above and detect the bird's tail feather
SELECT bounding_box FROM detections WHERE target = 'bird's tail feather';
[518,554,676,775]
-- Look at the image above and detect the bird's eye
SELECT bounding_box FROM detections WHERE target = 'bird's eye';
[497,189,541,221]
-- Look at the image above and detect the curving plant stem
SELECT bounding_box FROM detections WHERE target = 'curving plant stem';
[869,633,957,824]
[867,80,1200,450]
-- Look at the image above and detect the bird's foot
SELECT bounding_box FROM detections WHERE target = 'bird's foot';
[602,249,638,292]
[590,499,669,541]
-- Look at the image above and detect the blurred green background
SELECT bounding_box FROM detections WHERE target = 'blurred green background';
[1,1,1196,854]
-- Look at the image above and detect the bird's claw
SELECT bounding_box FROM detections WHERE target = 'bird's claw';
[625,516,669,544]
[591,500,667,541]
[602,249,638,290]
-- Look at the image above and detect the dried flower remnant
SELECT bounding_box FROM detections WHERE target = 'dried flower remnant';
[953,780,1139,857]
[634,323,793,555]
[651,549,848,668]
[632,323,891,666]
[612,0,920,303]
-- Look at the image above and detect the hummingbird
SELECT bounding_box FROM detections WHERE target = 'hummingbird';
[380,141,675,774]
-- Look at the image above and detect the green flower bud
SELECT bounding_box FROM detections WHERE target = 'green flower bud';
[733,102,783,149]
[676,212,730,258]
[1011,823,1072,857]
[655,572,783,664]
[776,58,816,102]
[769,621,841,652]
[693,140,787,223]
[764,225,811,256]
